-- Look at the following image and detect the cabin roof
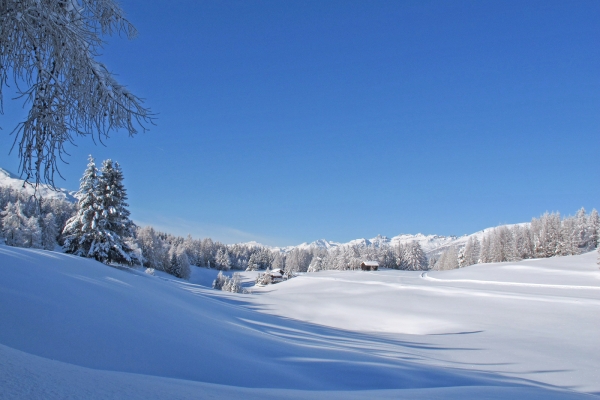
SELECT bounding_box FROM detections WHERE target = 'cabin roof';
[362,261,379,266]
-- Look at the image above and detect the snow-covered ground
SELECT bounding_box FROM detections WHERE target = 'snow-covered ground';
[1,245,598,399]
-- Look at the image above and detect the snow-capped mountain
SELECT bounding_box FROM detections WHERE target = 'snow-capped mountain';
[264,233,471,256]
[0,168,77,203]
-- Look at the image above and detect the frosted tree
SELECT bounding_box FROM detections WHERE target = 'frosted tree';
[213,271,227,290]
[394,243,407,269]
[403,241,427,271]
[574,208,588,251]
[63,156,100,257]
[23,216,42,248]
[588,209,599,249]
[307,256,324,272]
[462,236,480,267]
[39,213,58,250]
[229,272,243,293]
[1,201,26,246]
[435,246,459,270]
[534,212,561,258]
[286,248,312,274]
[135,226,168,270]
[479,235,492,263]
[63,157,138,264]
[0,200,43,248]
[379,246,397,269]
[557,217,578,256]
[215,248,231,271]
[271,252,285,270]
[222,272,243,293]
[167,244,191,279]
[489,226,513,262]
[0,0,153,186]
[512,225,533,260]
[91,159,138,264]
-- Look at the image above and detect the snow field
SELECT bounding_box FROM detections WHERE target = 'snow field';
[0,245,598,399]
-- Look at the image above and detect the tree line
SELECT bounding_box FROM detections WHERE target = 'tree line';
[1,159,598,281]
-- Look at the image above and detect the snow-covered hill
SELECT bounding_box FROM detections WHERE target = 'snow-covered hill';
[0,167,77,202]
[1,244,597,399]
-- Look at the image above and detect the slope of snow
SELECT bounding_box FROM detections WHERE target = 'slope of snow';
[0,167,77,202]
[248,252,600,394]
[1,245,596,398]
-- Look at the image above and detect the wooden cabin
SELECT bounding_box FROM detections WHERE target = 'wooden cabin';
[269,268,284,283]
[360,261,379,271]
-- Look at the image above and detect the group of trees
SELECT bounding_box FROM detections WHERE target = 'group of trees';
[213,271,243,293]
[307,241,428,273]
[61,156,139,265]
[0,187,74,249]
[0,156,139,267]
[433,208,599,270]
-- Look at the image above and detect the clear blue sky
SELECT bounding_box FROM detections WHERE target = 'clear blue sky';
[1,0,598,246]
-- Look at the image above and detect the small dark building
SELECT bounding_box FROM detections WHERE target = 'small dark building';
[360,261,379,271]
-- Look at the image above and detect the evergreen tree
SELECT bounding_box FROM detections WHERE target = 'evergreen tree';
[1,201,26,246]
[63,156,101,257]
[63,157,138,265]
[574,208,589,251]
[23,216,42,249]
[588,209,599,249]
[93,160,138,264]
[403,241,427,270]
[216,248,232,271]
[39,213,59,250]
[213,271,227,290]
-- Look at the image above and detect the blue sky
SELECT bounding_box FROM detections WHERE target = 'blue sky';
[1,0,598,246]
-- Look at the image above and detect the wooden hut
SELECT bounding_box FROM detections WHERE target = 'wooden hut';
[360,261,379,271]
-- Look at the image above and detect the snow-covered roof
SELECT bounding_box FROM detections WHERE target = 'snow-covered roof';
[362,261,379,266]
[271,268,283,274]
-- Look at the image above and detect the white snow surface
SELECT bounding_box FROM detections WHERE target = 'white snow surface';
[1,245,599,399]
[0,167,77,202]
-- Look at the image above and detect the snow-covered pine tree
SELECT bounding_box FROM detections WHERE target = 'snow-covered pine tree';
[574,208,589,251]
[229,272,243,293]
[167,244,191,279]
[63,156,101,257]
[92,160,138,264]
[557,217,578,256]
[23,216,42,248]
[39,213,59,250]
[1,201,24,246]
[215,248,231,270]
[588,209,599,249]
[395,243,407,269]
[403,241,427,271]
[135,226,167,270]
[213,271,227,290]
[63,157,138,265]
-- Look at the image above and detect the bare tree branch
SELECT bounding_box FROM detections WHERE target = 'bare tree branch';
[0,0,154,187]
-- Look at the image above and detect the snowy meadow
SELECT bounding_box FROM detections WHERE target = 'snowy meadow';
[1,246,599,399]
